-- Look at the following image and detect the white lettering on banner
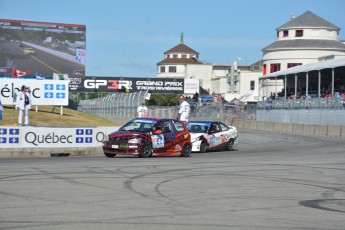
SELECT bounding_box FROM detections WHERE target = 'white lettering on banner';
[164,82,183,86]
[136,81,163,86]
[117,80,132,89]
[0,126,119,148]
[84,79,107,89]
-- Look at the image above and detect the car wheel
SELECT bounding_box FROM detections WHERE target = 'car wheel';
[200,140,208,153]
[104,153,116,158]
[180,143,191,157]
[225,139,235,151]
[139,142,152,158]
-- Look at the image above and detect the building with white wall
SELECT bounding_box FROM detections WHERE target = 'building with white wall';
[260,11,345,98]
[157,34,262,101]
[157,11,345,101]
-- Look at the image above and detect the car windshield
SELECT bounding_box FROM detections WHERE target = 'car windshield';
[119,119,158,132]
[187,122,211,133]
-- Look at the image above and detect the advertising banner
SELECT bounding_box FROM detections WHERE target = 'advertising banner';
[0,79,69,105]
[0,126,118,148]
[77,77,185,94]
[184,78,199,94]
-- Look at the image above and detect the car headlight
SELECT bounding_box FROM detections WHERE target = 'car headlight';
[191,136,200,142]
[128,138,141,144]
[103,135,109,142]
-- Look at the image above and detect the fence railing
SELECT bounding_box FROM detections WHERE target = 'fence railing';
[76,94,345,125]
[77,91,146,118]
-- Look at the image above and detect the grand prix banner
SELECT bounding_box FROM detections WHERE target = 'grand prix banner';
[70,77,200,94]
[0,79,69,105]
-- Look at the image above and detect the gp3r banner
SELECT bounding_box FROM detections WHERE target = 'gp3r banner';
[79,77,186,94]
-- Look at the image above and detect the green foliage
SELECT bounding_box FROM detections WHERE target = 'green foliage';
[146,94,180,106]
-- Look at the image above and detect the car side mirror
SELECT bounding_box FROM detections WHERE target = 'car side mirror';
[154,130,162,135]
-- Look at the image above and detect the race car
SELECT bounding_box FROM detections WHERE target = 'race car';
[187,121,238,152]
[103,117,192,158]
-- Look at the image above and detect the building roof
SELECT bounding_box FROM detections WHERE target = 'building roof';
[276,11,340,31]
[259,57,345,79]
[164,43,199,54]
[157,58,203,65]
[262,39,345,52]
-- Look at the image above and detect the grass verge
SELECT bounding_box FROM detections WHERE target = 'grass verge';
[0,105,118,127]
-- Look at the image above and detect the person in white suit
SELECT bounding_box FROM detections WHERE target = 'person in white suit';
[178,97,190,124]
[16,85,32,126]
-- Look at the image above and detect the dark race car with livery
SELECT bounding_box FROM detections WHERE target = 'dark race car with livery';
[187,121,238,152]
[103,117,192,158]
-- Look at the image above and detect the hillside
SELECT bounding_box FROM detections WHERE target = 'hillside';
[0,105,118,127]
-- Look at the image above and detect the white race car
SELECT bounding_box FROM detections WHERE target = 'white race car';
[187,121,238,152]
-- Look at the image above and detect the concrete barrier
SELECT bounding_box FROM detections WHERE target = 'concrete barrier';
[282,123,293,134]
[292,124,304,136]
[327,125,342,138]
[273,122,283,133]
[256,121,266,131]
[232,118,345,139]
[303,125,315,136]
[314,125,328,137]
[266,122,274,132]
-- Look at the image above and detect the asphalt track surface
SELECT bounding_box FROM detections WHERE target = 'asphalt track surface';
[0,130,344,230]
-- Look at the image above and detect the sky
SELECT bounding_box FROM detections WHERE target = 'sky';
[1,0,345,78]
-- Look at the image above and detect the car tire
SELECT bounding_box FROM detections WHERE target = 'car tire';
[180,143,191,157]
[225,139,235,151]
[104,153,116,158]
[139,142,152,158]
[200,140,208,153]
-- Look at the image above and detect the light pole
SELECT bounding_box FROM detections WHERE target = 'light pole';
[230,57,241,93]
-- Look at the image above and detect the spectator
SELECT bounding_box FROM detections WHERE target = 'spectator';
[137,103,148,117]
[178,97,190,124]
[192,91,199,102]
[334,92,341,99]
[16,85,32,126]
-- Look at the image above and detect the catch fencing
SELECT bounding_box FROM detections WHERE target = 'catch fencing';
[76,92,257,124]
[77,91,146,119]
[256,98,345,125]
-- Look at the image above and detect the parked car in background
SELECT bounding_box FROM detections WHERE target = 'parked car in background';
[200,95,214,103]
[187,121,238,152]
[103,117,192,158]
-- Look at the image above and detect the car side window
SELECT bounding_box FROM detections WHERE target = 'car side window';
[209,123,220,133]
[162,121,172,133]
[173,121,185,132]
[220,123,229,131]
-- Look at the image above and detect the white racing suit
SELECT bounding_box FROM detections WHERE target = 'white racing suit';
[178,101,190,123]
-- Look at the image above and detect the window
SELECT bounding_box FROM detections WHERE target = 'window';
[220,123,229,131]
[287,63,302,68]
[182,54,187,58]
[173,121,185,132]
[283,30,288,37]
[173,54,178,58]
[250,80,255,90]
[169,66,176,73]
[270,63,280,73]
[295,30,303,37]
[263,64,267,75]
[160,66,165,73]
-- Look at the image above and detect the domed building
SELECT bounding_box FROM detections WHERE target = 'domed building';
[262,11,345,74]
[261,11,345,99]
